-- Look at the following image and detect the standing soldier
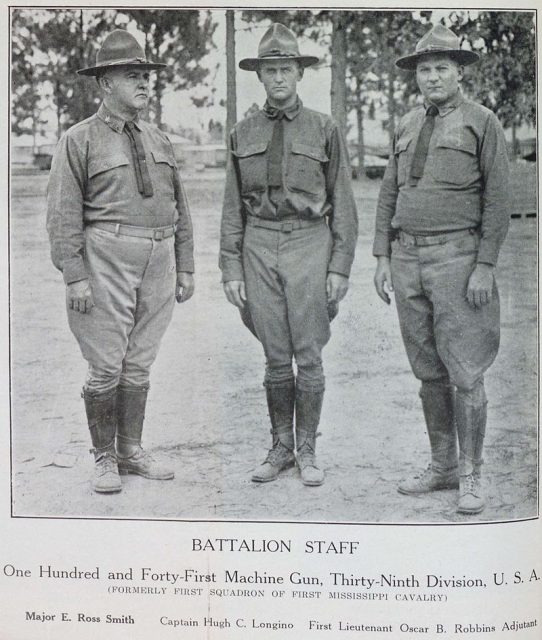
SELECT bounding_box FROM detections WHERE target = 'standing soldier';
[47,30,195,493]
[220,23,358,486]
[373,24,509,514]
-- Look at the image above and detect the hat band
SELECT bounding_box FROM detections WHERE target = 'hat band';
[95,56,151,67]
[417,44,457,53]
[260,51,298,59]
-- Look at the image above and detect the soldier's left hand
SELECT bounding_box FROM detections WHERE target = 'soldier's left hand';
[326,272,349,304]
[466,264,494,309]
[176,271,195,303]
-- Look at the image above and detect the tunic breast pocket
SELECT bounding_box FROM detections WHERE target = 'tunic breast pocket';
[287,142,328,195]
[88,153,131,200]
[394,135,413,187]
[233,142,268,194]
[151,150,177,199]
[429,136,478,185]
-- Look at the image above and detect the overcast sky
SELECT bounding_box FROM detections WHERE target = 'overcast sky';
[161,12,333,134]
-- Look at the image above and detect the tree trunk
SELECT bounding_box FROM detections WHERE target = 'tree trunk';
[386,64,397,145]
[511,121,518,158]
[356,104,364,180]
[225,10,237,149]
[354,77,364,179]
[154,75,164,128]
[55,79,62,140]
[330,12,347,134]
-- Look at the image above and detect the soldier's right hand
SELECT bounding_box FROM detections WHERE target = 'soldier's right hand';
[67,279,94,314]
[223,280,246,309]
[374,257,394,305]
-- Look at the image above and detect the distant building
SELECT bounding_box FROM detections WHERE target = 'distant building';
[176,143,227,169]
[11,134,57,168]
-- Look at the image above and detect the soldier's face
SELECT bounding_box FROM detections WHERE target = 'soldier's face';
[416,54,463,106]
[258,60,303,106]
[102,67,151,116]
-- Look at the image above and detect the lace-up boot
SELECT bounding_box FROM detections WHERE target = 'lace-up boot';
[295,388,325,486]
[83,388,121,493]
[456,383,487,514]
[252,382,296,483]
[116,385,174,480]
[398,379,459,495]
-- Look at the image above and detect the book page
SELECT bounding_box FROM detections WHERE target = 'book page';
[2,2,541,639]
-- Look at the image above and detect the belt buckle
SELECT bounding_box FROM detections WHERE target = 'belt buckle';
[400,231,415,247]
[281,222,293,233]
[153,228,165,241]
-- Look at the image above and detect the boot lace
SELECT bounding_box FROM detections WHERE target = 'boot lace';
[265,442,293,467]
[96,451,118,476]
[461,473,481,497]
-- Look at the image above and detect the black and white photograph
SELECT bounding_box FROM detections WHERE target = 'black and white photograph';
[9,6,537,525]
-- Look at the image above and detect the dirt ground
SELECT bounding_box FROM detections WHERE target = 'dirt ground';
[9,165,538,524]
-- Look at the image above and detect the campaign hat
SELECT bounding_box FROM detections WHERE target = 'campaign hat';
[396,24,479,70]
[239,23,319,71]
[77,29,167,76]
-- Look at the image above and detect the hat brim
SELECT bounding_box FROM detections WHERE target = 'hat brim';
[395,48,479,70]
[77,61,167,76]
[239,55,319,71]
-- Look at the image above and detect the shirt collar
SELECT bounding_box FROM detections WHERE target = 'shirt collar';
[425,89,464,117]
[263,96,302,121]
[97,103,141,133]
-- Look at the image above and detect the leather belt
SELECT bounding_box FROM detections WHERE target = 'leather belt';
[397,228,477,247]
[246,216,324,233]
[90,221,176,241]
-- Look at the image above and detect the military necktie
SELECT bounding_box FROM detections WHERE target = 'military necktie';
[125,120,154,197]
[267,110,285,188]
[409,104,439,185]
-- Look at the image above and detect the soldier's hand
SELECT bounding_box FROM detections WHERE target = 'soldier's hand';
[223,280,246,309]
[66,279,94,314]
[326,272,349,304]
[374,256,393,305]
[176,271,195,303]
[467,263,494,309]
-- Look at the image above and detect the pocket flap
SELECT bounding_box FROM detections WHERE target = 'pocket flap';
[394,136,413,154]
[88,153,129,179]
[436,136,477,155]
[233,141,268,158]
[151,150,177,167]
[291,142,328,162]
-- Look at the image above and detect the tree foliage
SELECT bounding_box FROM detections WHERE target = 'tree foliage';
[451,11,535,131]
[119,10,217,126]
[11,8,218,136]
[12,9,111,137]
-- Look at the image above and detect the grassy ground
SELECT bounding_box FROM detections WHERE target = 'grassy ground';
[9,163,538,524]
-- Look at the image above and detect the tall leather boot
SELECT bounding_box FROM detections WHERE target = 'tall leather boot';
[455,384,487,514]
[295,388,325,486]
[116,385,174,480]
[398,379,459,495]
[252,382,296,482]
[83,387,121,494]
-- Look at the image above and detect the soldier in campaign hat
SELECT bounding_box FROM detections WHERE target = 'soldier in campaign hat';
[47,29,195,493]
[220,23,358,486]
[373,24,510,514]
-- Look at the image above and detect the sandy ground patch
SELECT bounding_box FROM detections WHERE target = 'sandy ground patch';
[10,167,537,524]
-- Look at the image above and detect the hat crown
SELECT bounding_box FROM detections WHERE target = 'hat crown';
[96,29,146,66]
[416,24,460,54]
[395,23,478,70]
[258,23,300,59]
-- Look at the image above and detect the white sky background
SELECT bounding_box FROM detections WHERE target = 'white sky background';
[157,9,448,141]
[30,8,491,143]
[161,11,333,135]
